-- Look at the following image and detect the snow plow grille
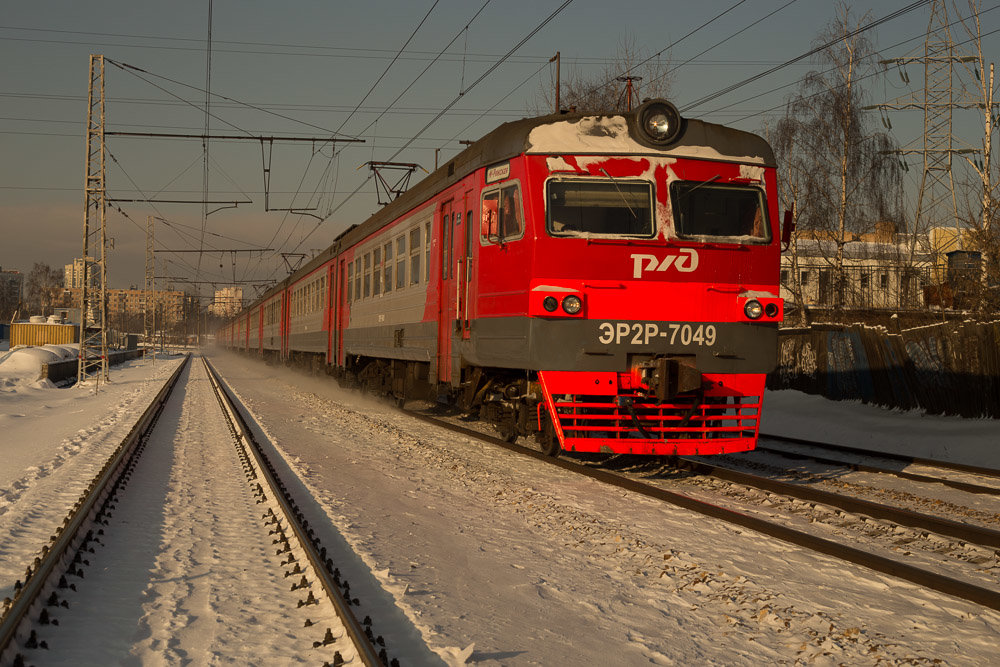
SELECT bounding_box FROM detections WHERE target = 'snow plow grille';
[537,371,764,455]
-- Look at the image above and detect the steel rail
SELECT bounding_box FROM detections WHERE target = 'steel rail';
[0,355,191,662]
[672,457,1000,549]
[759,432,1000,480]
[752,443,1000,497]
[404,409,1000,613]
[201,357,383,667]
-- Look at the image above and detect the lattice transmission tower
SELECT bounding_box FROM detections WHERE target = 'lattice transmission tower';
[876,1,978,259]
[78,54,110,386]
[144,215,156,363]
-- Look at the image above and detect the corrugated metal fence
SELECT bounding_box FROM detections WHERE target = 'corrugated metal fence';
[768,320,1000,418]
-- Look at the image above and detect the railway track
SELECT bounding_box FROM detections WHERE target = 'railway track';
[0,355,390,665]
[756,433,1000,496]
[405,407,1000,614]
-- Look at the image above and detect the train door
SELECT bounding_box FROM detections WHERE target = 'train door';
[336,258,347,367]
[437,200,455,384]
[326,263,336,366]
[281,290,290,360]
[457,191,474,340]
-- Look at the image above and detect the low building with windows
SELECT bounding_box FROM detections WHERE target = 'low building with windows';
[780,223,933,312]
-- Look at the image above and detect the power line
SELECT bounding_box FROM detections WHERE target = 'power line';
[680,0,934,112]
[720,14,1000,125]
[581,0,749,99]
[106,59,359,139]
[644,0,800,91]
[284,0,574,269]
[301,1,493,253]
[334,0,441,137]
[264,0,447,260]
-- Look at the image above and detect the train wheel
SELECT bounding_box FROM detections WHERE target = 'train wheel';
[497,421,518,443]
[537,424,561,457]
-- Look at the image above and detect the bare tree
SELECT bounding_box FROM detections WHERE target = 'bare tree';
[775,5,904,310]
[534,34,673,115]
[24,263,64,317]
[956,0,1000,311]
[769,119,809,324]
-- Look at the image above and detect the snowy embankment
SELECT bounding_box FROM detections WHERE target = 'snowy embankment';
[0,343,78,389]
[762,389,1000,469]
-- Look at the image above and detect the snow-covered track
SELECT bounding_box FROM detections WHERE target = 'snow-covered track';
[670,456,1000,549]
[1,355,391,665]
[0,354,191,663]
[406,409,1000,614]
[758,432,1000,486]
[201,356,388,667]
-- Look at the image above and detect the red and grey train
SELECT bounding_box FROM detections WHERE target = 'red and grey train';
[218,99,785,456]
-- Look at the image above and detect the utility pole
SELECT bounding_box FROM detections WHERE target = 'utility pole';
[78,54,110,387]
[550,52,561,113]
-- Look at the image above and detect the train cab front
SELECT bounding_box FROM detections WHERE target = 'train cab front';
[521,99,784,456]
[528,286,783,457]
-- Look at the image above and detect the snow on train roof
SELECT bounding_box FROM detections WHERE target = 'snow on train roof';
[525,114,774,167]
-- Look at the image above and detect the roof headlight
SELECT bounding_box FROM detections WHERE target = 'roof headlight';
[744,299,763,320]
[637,99,683,145]
[562,295,582,315]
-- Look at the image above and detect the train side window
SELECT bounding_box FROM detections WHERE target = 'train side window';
[347,262,353,302]
[499,185,522,238]
[396,236,406,289]
[363,253,371,298]
[466,210,474,257]
[383,241,393,293]
[442,212,453,279]
[424,221,431,282]
[481,192,499,242]
[481,183,523,243]
[373,248,381,296]
[354,258,361,300]
[410,227,421,285]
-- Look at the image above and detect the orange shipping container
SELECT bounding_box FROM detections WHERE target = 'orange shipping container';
[10,323,79,347]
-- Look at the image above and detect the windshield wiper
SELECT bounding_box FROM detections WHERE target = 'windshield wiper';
[680,174,721,197]
[599,168,638,220]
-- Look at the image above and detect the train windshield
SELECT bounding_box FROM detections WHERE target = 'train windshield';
[546,178,654,238]
[670,181,770,243]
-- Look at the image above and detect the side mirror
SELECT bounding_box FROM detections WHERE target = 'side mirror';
[781,209,795,250]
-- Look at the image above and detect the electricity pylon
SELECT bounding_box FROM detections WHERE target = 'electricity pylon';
[875,1,977,255]
[78,54,110,387]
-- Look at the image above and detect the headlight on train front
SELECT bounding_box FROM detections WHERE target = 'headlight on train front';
[562,295,582,314]
[543,296,558,312]
[637,99,683,145]
[744,299,763,320]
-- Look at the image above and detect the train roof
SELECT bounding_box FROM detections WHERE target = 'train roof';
[246,103,775,307]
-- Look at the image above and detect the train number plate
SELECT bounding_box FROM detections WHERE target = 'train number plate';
[597,322,717,346]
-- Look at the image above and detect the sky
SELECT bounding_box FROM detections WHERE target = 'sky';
[1,1,997,296]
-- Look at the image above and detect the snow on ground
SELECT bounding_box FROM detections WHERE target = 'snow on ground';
[1,346,998,665]
[0,343,77,390]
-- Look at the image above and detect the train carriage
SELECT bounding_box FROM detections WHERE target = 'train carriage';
[222,100,785,457]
